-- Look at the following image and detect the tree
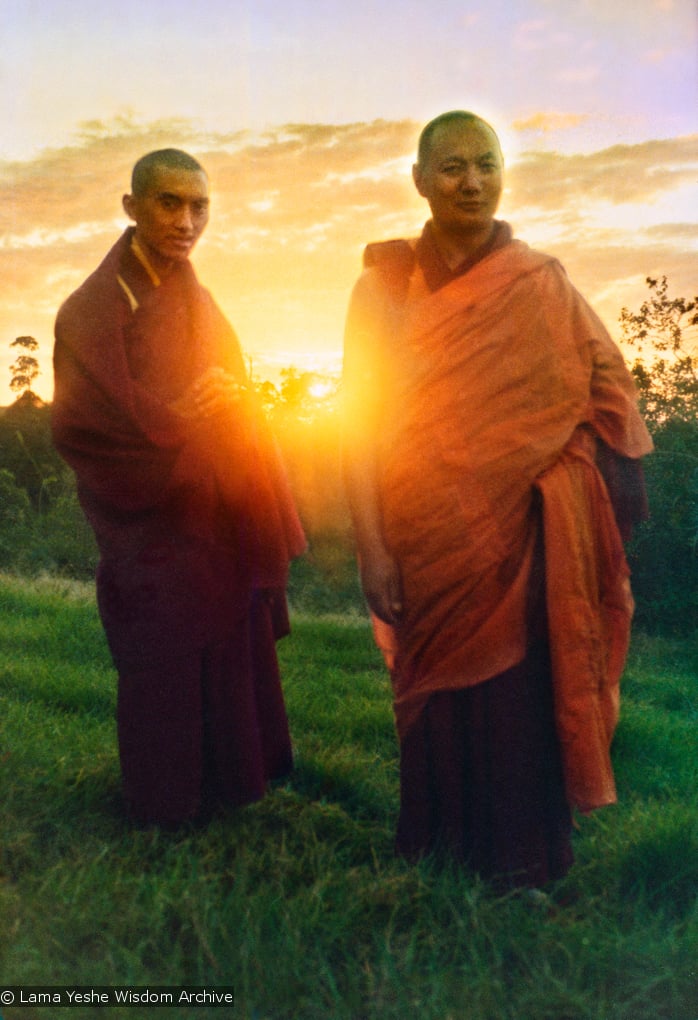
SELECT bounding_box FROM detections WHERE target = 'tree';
[619,277,698,634]
[9,335,40,396]
[1,337,57,510]
[620,276,698,426]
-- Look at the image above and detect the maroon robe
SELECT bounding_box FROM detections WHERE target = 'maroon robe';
[53,229,305,824]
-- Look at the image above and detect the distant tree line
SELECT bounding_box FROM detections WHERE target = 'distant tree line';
[1,276,696,632]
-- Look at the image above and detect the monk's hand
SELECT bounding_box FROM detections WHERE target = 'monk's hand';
[170,367,246,420]
[360,548,403,625]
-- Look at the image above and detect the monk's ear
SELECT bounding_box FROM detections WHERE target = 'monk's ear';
[122,194,137,220]
[412,163,427,198]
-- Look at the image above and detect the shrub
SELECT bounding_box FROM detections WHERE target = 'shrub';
[0,468,32,568]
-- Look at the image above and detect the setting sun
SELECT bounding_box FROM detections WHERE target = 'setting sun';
[308,380,335,401]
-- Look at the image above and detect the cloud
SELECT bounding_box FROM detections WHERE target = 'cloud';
[512,112,591,135]
[506,136,698,209]
[644,221,698,244]
[1,116,696,401]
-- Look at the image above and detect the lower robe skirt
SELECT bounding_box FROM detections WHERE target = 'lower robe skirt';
[115,591,293,825]
[392,490,574,890]
[389,454,642,888]
[395,638,574,888]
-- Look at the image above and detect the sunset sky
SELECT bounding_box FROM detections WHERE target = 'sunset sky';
[1,0,696,402]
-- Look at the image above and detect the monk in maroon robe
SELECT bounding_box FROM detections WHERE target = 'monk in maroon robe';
[343,113,652,888]
[52,149,305,826]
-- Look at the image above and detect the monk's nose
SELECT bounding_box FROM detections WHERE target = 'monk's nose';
[459,166,482,191]
[176,206,195,230]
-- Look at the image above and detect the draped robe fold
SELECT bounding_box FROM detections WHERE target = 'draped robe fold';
[345,234,652,822]
[52,229,305,823]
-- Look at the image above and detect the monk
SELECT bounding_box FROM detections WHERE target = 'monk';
[52,149,305,826]
[343,111,652,889]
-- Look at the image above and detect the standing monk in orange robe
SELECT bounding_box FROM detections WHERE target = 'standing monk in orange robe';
[343,112,652,889]
[53,149,305,826]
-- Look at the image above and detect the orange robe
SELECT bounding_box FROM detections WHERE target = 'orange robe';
[346,233,652,813]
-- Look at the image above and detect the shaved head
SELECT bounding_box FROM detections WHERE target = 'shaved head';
[417,111,502,168]
[131,148,207,197]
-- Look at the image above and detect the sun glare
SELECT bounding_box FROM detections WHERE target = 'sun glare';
[308,380,335,401]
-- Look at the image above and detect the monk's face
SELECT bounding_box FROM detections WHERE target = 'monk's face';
[122,166,210,271]
[413,120,503,236]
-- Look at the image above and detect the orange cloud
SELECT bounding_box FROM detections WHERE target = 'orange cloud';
[512,112,591,135]
[1,117,695,403]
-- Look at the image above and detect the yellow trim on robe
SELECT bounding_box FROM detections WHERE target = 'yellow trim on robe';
[131,236,162,287]
[117,275,139,312]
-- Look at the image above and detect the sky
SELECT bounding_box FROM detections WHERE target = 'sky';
[1,0,696,402]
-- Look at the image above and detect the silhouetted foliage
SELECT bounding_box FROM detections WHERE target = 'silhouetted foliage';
[621,277,698,634]
[621,276,698,426]
[0,468,32,566]
[257,370,355,605]
[0,393,63,509]
[9,335,41,395]
[253,368,348,537]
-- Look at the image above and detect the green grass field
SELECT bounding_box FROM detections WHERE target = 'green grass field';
[1,572,697,1020]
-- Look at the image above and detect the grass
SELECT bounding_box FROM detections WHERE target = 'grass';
[0,572,697,1020]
